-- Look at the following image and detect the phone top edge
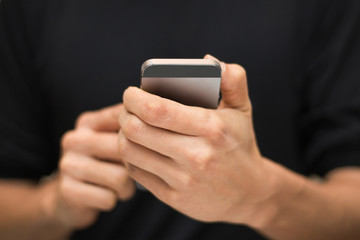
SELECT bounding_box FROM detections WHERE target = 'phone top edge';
[141,59,222,78]
[141,59,221,73]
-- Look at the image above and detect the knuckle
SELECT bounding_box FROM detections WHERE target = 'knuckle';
[183,148,198,163]
[77,211,99,229]
[189,147,213,171]
[59,156,71,173]
[115,171,135,201]
[75,111,94,128]
[165,190,180,204]
[144,101,168,124]
[113,168,128,187]
[120,192,135,201]
[61,129,92,151]
[122,116,144,139]
[61,131,76,150]
[177,172,193,188]
[120,185,136,201]
[99,192,117,211]
[206,115,227,144]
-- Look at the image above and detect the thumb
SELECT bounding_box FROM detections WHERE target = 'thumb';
[204,55,251,111]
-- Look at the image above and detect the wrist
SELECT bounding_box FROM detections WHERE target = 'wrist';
[245,159,307,230]
[228,158,307,230]
[37,176,74,236]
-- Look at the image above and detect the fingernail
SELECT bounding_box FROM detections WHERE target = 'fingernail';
[204,54,219,61]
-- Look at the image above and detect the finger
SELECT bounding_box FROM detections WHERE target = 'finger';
[119,131,187,188]
[62,129,122,162]
[122,87,213,136]
[119,110,207,163]
[126,163,172,201]
[60,175,118,211]
[219,64,251,111]
[205,55,251,111]
[76,104,123,132]
[60,152,135,200]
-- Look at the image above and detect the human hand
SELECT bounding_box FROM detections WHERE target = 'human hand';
[118,55,273,224]
[47,104,135,229]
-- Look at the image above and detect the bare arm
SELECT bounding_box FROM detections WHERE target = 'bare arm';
[251,163,360,240]
[0,179,71,240]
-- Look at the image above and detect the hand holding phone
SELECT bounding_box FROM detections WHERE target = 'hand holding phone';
[136,58,222,191]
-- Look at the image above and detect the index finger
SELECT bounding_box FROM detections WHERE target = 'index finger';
[76,104,123,132]
[122,87,213,136]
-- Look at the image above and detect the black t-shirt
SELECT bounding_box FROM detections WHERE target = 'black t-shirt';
[1,0,360,239]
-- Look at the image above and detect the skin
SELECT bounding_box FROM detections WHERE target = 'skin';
[117,55,360,239]
[0,104,135,240]
[0,55,359,239]
[54,106,136,228]
[118,57,264,223]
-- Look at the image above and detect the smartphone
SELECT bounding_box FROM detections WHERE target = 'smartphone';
[140,59,222,109]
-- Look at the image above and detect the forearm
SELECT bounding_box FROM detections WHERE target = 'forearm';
[247,160,360,240]
[0,179,72,240]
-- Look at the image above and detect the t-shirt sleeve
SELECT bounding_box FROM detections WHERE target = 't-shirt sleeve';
[0,1,57,181]
[300,0,360,176]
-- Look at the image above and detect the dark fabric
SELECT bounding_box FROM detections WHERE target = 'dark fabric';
[1,0,360,239]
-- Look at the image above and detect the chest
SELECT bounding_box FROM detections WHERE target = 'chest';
[31,0,311,170]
